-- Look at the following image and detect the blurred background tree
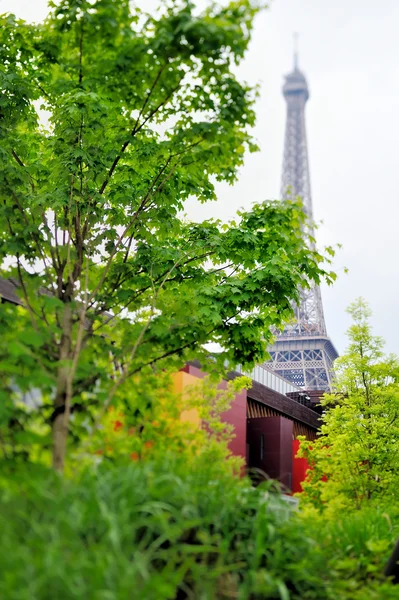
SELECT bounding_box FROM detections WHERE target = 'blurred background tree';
[299,299,399,512]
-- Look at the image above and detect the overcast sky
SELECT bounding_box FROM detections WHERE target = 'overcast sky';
[2,0,399,356]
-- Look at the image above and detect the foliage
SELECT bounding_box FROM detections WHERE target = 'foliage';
[67,374,251,475]
[0,0,336,471]
[1,455,398,600]
[298,506,399,600]
[0,355,251,473]
[298,298,399,512]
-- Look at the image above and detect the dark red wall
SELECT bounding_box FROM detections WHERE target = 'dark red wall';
[181,363,247,461]
[221,388,247,461]
[181,363,314,491]
[247,416,294,490]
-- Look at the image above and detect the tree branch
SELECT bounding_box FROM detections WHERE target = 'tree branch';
[11,149,25,168]
[92,250,216,328]
[10,149,35,192]
[16,257,41,326]
[131,61,168,134]
[79,19,84,86]
[97,72,185,198]
[63,252,90,428]
[86,158,181,308]
[83,255,186,443]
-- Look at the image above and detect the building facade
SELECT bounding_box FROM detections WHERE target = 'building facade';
[182,361,317,493]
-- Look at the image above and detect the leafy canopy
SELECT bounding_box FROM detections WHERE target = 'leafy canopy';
[0,0,335,470]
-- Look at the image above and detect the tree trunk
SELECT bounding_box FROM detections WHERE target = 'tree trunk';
[52,303,73,472]
[52,411,68,472]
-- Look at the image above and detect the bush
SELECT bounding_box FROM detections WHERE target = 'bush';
[1,454,399,599]
[299,506,399,599]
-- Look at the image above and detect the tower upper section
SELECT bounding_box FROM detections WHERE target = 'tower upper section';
[282,66,309,104]
[279,56,327,337]
[280,60,313,221]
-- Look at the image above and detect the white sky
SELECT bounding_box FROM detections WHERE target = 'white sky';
[2,0,398,356]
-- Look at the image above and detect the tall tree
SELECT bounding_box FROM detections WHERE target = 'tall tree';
[299,299,399,510]
[0,0,335,471]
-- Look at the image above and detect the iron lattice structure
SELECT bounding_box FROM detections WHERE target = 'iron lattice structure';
[266,56,338,391]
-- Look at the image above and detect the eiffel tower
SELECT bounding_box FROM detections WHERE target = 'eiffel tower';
[266,50,338,391]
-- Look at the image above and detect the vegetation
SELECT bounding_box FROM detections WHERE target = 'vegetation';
[1,455,399,600]
[1,1,398,599]
[0,0,335,472]
[299,299,399,512]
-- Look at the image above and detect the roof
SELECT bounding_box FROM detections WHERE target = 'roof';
[0,278,23,306]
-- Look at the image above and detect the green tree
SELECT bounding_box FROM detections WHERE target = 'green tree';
[0,0,335,471]
[299,299,399,511]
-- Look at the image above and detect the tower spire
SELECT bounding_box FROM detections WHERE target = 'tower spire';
[293,32,299,70]
[265,57,339,392]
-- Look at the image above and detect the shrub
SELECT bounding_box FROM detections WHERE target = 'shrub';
[1,455,398,599]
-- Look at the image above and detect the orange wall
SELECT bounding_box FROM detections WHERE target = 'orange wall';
[171,371,201,427]
[177,365,247,461]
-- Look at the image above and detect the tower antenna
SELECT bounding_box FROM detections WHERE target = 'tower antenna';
[293,32,299,69]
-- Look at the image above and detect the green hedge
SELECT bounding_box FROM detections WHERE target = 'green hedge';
[0,456,398,599]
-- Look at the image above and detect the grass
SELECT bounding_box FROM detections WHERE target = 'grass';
[0,454,398,599]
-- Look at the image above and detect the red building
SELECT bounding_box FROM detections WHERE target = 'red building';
[181,362,316,494]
